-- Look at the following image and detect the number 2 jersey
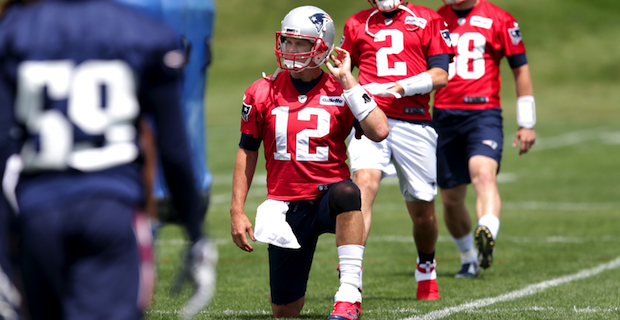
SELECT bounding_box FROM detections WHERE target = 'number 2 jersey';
[240,71,356,201]
[0,0,201,233]
[434,0,527,110]
[341,3,453,121]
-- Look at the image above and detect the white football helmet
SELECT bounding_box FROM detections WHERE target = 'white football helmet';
[442,0,466,4]
[368,0,404,12]
[275,5,335,71]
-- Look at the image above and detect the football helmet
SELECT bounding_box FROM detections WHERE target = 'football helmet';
[442,0,467,4]
[367,0,403,12]
[275,5,335,71]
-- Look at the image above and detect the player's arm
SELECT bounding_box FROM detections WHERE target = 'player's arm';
[141,41,203,242]
[511,61,536,155]
[326,47,389,142]
[230,145,259,252]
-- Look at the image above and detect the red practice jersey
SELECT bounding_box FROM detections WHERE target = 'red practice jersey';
[240,71,356,201]
[435,0,527,110]
[341,3,452,121]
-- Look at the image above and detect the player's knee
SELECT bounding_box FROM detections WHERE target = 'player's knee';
[328,181,361,218]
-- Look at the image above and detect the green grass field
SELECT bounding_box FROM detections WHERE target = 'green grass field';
[147,1,620,319]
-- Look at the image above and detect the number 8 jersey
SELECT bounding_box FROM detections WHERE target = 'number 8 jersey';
[240,71,355,201]
[434,0,527,110]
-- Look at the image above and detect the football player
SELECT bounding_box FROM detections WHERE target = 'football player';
[340,0,453,300]
[229,6,388,320]
[434,0,537,277]
[0,0,213,319]
[112,0,218,317]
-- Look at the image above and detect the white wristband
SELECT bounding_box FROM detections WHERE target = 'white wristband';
[517,95,536,128]
[395,72,433,97]
[342,84,377,122]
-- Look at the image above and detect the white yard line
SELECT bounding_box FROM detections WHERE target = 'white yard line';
[400,256,620,320]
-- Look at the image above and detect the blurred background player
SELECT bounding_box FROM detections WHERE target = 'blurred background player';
[434,0,537,277]
[340,0,452,300]
[112,0,218,315]
[113,0,215,230]
[229,6,388,320]
[0,0,215,319]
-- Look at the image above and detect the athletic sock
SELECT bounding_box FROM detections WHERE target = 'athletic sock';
[478,214,500,239]
[335,245,364,303]
[452,233,477,264]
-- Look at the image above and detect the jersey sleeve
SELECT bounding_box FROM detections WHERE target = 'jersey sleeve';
[497,13,526,57]
[424,11,454,58]
[140,35,203,241]
[240,79,268,140]
[341,16,360,67]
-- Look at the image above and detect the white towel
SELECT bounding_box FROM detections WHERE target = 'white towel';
[254,199,301,249]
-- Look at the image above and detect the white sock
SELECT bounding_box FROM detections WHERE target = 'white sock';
[452,234,477,264]
[478,214,500,239]
[335,245,364,303]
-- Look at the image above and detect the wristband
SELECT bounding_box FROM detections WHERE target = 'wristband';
[517,95,536,128]
[395,72,433,96]
[342,84,377,122]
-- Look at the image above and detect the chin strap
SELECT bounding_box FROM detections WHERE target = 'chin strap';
[365,5,417,38]
[262,67,282,81]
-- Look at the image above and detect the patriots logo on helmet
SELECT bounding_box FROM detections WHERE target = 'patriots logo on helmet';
[309,13,331,34]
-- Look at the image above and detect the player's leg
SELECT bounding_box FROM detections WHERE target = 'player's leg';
[434,107,481,277]
[467,109,504,269]
[390,120,440,300]
[469,155,501,269]
[63,199,146,320]
[347,131,396,244]
[351,169,382,243]
[440,185,480,277]
[268,201,325,318]
[325,181,364,320]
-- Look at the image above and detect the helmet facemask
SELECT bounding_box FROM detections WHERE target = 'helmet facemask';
[275,33,331,71]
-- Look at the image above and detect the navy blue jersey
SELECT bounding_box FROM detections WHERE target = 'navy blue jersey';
[0,0,202,240]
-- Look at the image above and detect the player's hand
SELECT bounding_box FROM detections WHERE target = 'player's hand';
[171,237,218,320]
[325,47,358,90]
[513,127,536,155]
[362,82,402,99]
[230,212,255,252]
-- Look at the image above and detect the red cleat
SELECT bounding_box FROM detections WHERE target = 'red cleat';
[327,301,361,320]
[415,259,440,300]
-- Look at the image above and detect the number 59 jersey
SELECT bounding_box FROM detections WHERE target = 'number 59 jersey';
[0,0,196,212]
[241,71,355,201]
[434,0,527,110]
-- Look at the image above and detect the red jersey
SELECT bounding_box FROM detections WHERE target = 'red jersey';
[434,0,527,110]
[341,3,452,121]
[240,71,355,201]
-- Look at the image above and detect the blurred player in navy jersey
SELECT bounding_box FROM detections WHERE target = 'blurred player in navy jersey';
[230,6,388,319]
[112,0,215,230]
[112,0,219,315]
[340,0,453,300]
[0,0,215,319]
[434,0,537,277]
